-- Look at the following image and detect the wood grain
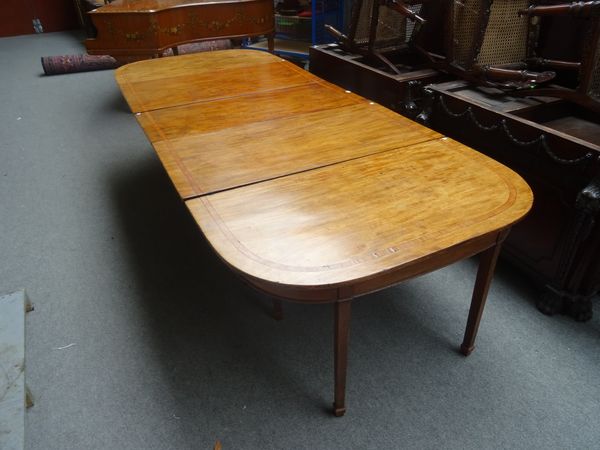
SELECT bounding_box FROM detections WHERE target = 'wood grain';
[116,50,532,298]
[115,49,534,416]
[151,101,440,197]
[86,2,274,61]
[136,81,365,142]
[116,51,311,112]
[186,137,532,296]
[117,49,275,84]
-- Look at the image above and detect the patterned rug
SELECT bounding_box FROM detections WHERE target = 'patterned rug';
[41,40,232,75]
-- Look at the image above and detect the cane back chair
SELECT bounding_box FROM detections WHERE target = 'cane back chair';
[325,0,429,74]
[413,0,556,88]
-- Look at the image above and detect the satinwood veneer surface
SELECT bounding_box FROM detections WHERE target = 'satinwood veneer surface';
[115,49,532,301]
[116,51,308,112]
[187,138,532,298]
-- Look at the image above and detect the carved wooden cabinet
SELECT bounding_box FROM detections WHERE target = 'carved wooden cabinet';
[421,83,600,321]
[310,43,600,320]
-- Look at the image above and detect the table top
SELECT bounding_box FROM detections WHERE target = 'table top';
[115,49,533,301]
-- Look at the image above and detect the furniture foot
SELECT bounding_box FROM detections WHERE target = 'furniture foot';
[171,46,179,56]
[537,287,594,321]
[460,345,473,356]
[333,299,352,416]
[536,289,564,316]
[272,298,283,321]
[565,297,593,322]
[460,235,505,356]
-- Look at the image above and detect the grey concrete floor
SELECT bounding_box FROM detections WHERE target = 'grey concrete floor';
[1,30,600,450]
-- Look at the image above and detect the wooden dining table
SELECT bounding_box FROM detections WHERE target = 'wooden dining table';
[115,49,533,416]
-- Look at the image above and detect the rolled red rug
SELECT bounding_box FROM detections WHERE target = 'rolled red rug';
[41,54,120,75]
[41,40,233,75]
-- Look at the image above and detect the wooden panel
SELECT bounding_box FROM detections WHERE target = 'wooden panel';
[136,81,365,142]
[151,101,441,198]
[0,0,78,37]
[34,0,79,33]
[187,138,532,292]
[309,45,445,114]
[116,51,313,112]
[0,0,32,37]
[117,48,275,83]
[87,1,274,61]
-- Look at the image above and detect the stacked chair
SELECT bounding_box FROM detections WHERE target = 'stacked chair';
[413,0,600,111]
[325,0,430,74]
[326,0,599,112]
[413,0,555,88]
[516,1,600,112]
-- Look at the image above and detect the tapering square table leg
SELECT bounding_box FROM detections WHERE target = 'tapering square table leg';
[333,299,352,416]
[460,232,507,356]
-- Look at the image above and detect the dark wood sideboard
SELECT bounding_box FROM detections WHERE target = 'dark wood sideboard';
[310,43,600,321]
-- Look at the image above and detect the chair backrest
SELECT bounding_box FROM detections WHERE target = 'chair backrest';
[347,0,425,51]
[353,0,407,49]
[478,0,531,65]
[449,0,530,70]
[525,2,600,109]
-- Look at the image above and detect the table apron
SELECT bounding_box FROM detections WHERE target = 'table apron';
[240,228,510,303]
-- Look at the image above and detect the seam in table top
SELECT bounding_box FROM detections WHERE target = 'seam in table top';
[181,134,445,201]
